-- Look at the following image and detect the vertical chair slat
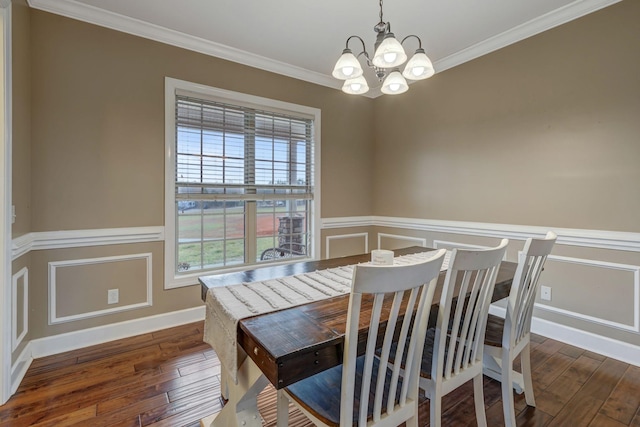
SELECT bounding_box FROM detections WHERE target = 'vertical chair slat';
[361,293,384,425]
[374,290,404,421]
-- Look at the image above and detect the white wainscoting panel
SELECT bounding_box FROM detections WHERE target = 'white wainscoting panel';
[535,255,640,333]
[11,267,28,351]
[377,233,426,249]
[48,253,153,324]
[325,233,368,259]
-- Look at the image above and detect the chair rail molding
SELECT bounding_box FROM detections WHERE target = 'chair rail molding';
[322,216,640,253]
[11,226,165,260]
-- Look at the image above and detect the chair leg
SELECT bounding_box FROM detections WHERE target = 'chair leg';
[430,392,442,427]
[521,343,536,407]
[500,349,517,427]
[473,375,487,427]
[276,390,289,427]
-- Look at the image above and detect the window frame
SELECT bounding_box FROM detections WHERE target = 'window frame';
[164,77,321,289]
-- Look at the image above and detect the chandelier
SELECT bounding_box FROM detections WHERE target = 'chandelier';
[332,0,435,95]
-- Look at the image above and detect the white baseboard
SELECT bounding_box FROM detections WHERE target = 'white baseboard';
[489,305,640,367]
[30,306,205,359]
[10,343,33,394]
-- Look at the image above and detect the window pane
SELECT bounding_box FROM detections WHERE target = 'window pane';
[174,94,314,275]
[177,242,202,272]
[256,200,309,262]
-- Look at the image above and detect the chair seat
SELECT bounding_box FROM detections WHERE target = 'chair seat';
[484,314,505,347]
[284,353,425,426]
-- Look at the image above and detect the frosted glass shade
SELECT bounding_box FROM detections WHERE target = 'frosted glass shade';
[381,70,408,95]
[402,49,435,80]
[332,49,363,80]
[372,34,407,68]
[342,76,370,95]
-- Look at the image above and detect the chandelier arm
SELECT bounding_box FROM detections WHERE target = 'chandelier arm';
[401,34,423,49]
[345,35,368,55]
[359,51,375,68]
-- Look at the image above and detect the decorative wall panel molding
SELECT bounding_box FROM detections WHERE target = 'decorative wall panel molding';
[48,253,153,324]
[11,267,28,351]
[377,233,426,249]
[323,216,640,252]
[535,255,640,333]
[325,233,368,259]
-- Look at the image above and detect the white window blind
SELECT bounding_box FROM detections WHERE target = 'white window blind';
[172,93,315,275]
[175,95,314,203]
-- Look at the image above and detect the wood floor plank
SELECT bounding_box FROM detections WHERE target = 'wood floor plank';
[588,413,629,427]
[631,407,640,427]
[533,352,575,389]
[177,356,221,377]
[533,371,584,417]
[30,405,96,427]
[572,357,629,402]
[599,365,640,424]
[562,354,602,384]
[1,321,637,427]
[558,343,585,359]
[139,385,221,426]
[88,394,169,427]
[547,395,603,427]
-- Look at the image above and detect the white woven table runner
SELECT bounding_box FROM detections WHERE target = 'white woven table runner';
[203,250,449,383]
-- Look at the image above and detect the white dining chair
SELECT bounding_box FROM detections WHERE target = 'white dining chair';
[415,239,509,427]
[276,249,447,427]
[483,231,556,427]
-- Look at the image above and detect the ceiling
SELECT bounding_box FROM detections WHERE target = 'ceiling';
[28,0,619,96]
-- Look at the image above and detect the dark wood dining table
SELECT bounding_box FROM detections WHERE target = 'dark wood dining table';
[199,246,517,427]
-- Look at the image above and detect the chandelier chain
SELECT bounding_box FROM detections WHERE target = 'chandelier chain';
[379,0,384,23]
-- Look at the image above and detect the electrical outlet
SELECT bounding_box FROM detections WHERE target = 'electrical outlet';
[108,289,119,304]
[540,285,552,301]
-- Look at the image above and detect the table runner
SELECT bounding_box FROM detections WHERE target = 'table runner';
[203,250,449,383]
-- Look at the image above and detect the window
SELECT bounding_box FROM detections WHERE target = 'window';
[165,78,320,288]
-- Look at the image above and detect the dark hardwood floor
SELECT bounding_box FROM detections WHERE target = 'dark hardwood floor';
[0,321,638,426]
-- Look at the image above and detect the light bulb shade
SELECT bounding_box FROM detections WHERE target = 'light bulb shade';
[372,33,407,68]
[332,49,363,80]
[381,70,409,95]
[402,49,435,80]
[342,76,369,95]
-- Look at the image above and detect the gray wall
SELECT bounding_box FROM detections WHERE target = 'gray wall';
[9,0,640,365]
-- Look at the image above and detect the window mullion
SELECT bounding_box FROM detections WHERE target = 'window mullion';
[245,111,257,263]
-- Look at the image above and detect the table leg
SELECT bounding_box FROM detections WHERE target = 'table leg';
[201,356,269,427]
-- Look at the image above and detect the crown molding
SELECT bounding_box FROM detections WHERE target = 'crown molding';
[435,0,623,73]
[27,0,621,98]
[26,0,342,92]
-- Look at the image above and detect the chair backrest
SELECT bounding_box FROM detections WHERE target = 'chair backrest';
[341,249,447,426]
[432,240,509,382]
[504,231,557,349]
